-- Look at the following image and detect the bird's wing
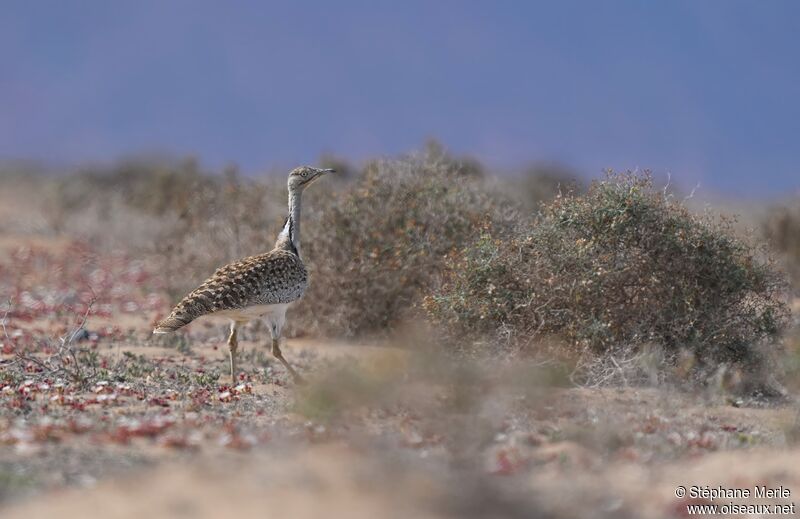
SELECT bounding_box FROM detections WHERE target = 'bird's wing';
[153,250,307,332]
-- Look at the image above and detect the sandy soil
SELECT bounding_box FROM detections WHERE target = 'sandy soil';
[3,385,799,519]
[2,231,800,519]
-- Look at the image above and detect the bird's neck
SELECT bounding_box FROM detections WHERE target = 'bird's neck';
[275,189,302,257]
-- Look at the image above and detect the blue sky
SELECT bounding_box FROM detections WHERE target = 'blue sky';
[1,1,798,195]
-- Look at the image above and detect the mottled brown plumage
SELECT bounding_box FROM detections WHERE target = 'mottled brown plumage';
[152,166,334,383]
[153,249,307,332]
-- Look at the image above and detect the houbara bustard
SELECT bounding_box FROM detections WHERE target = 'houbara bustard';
[153,166,334,383]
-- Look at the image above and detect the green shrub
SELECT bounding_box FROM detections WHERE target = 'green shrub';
[426,172,790,386]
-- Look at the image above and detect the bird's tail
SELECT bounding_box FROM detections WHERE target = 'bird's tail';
[152,315,190,334]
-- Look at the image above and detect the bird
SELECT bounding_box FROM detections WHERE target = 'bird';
[152,166,334,384]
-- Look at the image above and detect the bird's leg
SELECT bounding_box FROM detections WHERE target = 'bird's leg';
[228,322,239,383]
[271,337,304,384]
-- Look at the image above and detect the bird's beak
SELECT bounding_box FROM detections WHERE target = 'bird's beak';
[301,168,335,186]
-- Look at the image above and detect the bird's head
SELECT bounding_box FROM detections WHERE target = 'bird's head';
[288,166,335,192]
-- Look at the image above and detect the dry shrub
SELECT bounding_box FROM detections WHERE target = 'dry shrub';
[47,158,287,301]
[295,150,516,337]
[509,162,585,214]
[50,157,215,218]
[762,198,800,290]
[426,172,790,390]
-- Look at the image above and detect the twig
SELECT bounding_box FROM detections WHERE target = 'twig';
[63,291,95,347]
[1,298,11,342]
[0,299,20,367]
[609,355,628,387]
[58,294,96,384]
[684,182,701,201]
[12,293,97,386]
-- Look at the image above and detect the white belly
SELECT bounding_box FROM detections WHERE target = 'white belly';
[212,303,289,325]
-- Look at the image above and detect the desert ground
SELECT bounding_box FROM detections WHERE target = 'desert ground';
[1,164,799,519]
